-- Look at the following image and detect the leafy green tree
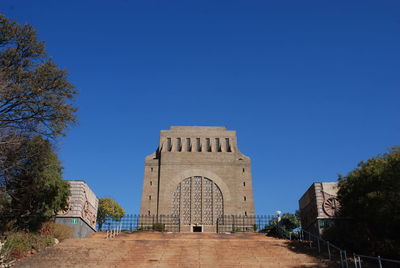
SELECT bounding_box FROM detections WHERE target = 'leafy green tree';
[0,13,77,138]
[263,212,300,238]
[0,136,70,231]
[97,198,125,230]
[323,147,400,258]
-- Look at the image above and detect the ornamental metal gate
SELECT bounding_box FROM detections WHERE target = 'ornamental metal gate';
[172,176,224,225]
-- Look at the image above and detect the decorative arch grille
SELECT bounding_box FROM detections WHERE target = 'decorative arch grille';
[172,176,223,225]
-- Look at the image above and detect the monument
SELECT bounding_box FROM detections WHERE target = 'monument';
[298,182,340,235]
[56,180,98,238]
[140,126,255,232]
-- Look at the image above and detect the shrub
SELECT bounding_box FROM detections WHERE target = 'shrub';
[39,222,73,241]
[0,232,54,261]
[152,223,165,232]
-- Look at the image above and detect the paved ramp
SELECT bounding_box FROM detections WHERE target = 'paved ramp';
[16,232,334,268]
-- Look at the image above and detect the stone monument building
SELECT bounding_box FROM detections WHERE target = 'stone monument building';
[140,126,255,232]
[56,180,98,238]
[299,182,340,236]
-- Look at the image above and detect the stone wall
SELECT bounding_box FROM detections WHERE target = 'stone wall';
[299,182,339,235]
[56,180,98,237]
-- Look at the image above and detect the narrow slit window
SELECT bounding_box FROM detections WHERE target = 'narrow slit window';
[177,138,182,152]
[206,138,211,152]
[244,196,246,201]
[151,167,153,172]
[149,195,151,200]
[226,138,231,152]
[167,138,172,151]
[186,138,191,152]
[216,138,221,152]
[150,181,152,186]
[196,138,201,152]
[245,211,247,216]
[243,182,245,187]
[242,168,245,173]
[148,210,151,215]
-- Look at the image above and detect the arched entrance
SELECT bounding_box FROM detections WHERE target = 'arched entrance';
[172,176,223,226]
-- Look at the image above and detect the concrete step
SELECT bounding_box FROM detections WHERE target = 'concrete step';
[15,233,336,268]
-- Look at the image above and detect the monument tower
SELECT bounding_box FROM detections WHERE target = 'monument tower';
[140,126,255,232]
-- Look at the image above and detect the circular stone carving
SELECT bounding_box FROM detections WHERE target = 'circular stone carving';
[323,197,341,217]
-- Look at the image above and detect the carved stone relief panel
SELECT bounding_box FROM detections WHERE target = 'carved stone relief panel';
[172,176,223,225]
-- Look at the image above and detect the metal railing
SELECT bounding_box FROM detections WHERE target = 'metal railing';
[97,214,180,232]
[105,223,122,239]
[278,227,400,268]
[352,253,400,268]
[216,215,275,233]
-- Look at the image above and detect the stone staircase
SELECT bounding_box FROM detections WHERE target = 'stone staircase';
[15,232,336,268]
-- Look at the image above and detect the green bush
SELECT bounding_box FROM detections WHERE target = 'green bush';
[152,223,165,232]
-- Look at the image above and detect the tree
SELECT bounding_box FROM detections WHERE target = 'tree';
[96,198,125,230]
[263,212,300,238]
[0,14,76,232]
[0,136,70,231]
[323,147,400,258]
[0,13,77,138]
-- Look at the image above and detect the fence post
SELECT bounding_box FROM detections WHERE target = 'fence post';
[353,254,357,268]
[344,250,348,268]
[327,241,331,260]
[317,238,320,253]
[378,256,382,268]
[216,217,219,233]
[232,215,235,233]
[340,250,344,268]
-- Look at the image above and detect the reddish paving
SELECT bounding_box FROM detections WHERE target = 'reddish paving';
[15,232,334,268]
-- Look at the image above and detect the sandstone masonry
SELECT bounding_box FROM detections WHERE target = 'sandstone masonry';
[140,126,255,232]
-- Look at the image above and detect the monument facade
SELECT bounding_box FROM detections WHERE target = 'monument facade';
[56,180,98,238]
[140,126,255,232]
[299,182,340,236]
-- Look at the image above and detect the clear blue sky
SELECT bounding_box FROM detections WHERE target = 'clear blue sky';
[1,0,399,215]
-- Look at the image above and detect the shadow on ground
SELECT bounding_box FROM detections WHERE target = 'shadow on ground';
[284,239,340,268]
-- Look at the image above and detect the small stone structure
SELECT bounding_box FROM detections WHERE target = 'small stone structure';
[140,126,255,232]
[56,180,98,238]
[298,182,340,235]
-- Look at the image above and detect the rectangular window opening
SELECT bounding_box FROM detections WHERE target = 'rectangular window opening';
[150,181,152,186]
[196,138,201,152]
[167,138,172,152]
[216,138,221,152]
[186,138,191,152]
[226,138,231,152]
[177,138,182,152]
[244,196,246,201]
[149,195,152,200]
[206,138,211,152]
[243,182,245,187]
